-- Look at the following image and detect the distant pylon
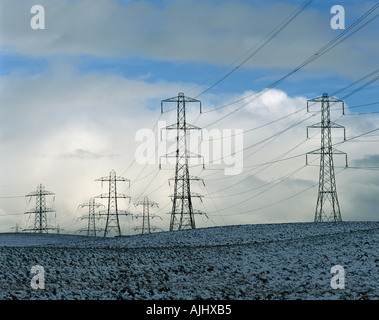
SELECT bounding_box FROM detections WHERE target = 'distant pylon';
[160,92,206,231]
[134,196,161,234]
[78,198,104,236]
[306,93,347,222]
[95,169,131,237]
[11,223,19,233]
[24,184,57,233]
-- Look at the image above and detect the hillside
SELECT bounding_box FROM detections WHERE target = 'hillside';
[0,221,378,300]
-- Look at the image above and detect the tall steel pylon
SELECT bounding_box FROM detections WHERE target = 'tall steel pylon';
[134,196,161,234]
[160,92,206,231]
[95,169,131,237]
[78,198,104,236]
[306,93,347,222]
[24,184,56,233]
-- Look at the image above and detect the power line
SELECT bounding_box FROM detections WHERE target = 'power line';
[206,152,321,213]
[191,110,312,174]
[199,74,379,219]
[214,167,346,218]
[336,127,379,145]
[162,68,378,203]
[347,166,379,171]
[202,68,379,144]
[340,75,379,101]
[194,0,314,98]
[202,121,314,185]
[308,164,379,171]
[207,163,308,200]
[131,67,379,206]
[332,69,379,97]
[200,3,378,122]
[0,212,25,217]
[187,68,377,184]
[347,101,379,109]
[207,110,379,219]
[345,111,379,116]
[0,195,25,199]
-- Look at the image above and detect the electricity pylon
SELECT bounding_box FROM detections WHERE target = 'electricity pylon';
[78,198,104,236]
[160,92,206,231]
[11,223,20,233]
[95,169,131,237]
[24,184,57,233]
[134,196,161,234]
[306,93,347,222]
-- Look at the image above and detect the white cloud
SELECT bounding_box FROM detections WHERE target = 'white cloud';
[0,0,378,234]
[1,63,379,234]
[0,0,377,75]
[0,66,194,232]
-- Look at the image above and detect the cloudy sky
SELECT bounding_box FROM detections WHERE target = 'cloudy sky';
[0,0,378,234]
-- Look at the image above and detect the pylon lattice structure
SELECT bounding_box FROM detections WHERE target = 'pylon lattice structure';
[78,198,104,236]
[306,93,347,222]
[160,92,207,231]
[95,169,131,237]
[134,196,161,234]
[24,184,57,233]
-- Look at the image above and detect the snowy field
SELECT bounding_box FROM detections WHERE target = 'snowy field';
[0,221,378,300]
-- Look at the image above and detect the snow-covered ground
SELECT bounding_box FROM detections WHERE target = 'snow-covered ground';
[0,221,377,300]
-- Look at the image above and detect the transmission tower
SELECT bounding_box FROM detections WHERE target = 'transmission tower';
[134,196,161,234]
[78,198,104,236]
[306,93,347,222]
[11,223,20,233]
[160,92,206,231]
[95,169,131,237]
[24,184,57,233]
